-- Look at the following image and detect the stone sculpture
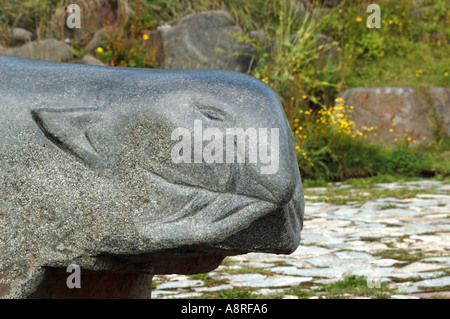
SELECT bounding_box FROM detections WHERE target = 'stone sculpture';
[0,55,304,298]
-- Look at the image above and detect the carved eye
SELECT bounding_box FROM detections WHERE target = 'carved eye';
[198,106,226,122]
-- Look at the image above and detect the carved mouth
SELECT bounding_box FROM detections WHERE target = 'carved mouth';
[133,166,303,253]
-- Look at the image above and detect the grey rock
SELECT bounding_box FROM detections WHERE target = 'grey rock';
[370,259,404,267]
[414,276,450,289]
[164,292,204,299]
[335,251,373,260]
[2,38,73,62]
[151,290,178,298]
[428,87,450,138]
[11,27,34,42]
[391,295,420,299]
[218,274,311,288]
[392,283,422,294]
[272,266,344,278]
[156,279,204,290]
[193,284,233,292]
[149,10,256,73]
[80,54,106,66]
[0,55,303,298]
[391,271,447,280]
[338,87,435,143]
[421,256,450,266]
[291,245,334,258]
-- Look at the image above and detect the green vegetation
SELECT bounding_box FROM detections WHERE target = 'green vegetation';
[1,0,449,181]
[219,266,274,277]
[303,174,445,205]
[160,275,396,299]
[372,249,426,264]
[215,289,261,299]
[317,275,393,299]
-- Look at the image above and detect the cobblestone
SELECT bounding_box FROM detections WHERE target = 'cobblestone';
[153,179,450,299]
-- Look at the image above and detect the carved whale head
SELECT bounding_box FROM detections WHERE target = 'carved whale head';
[29,68,304,255]
[0,56,305,298]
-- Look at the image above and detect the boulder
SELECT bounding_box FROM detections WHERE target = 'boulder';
[11,27,34,43]
[338,87,435,143]
[80,54,106,66]
[148,10,256,73]
[428,87,450,138]
[2,38,73,62]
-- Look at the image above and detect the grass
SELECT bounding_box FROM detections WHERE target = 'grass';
[215,289,261,299]
[158,275,397,299]
[303,173,449,205]
[316,275,393,299]
[319,0,450,90]
[379,204,398,210]
[303,181,432,205]
[219,266,274,277]
[372,249,426,265]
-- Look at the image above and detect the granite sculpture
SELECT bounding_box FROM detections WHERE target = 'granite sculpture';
[0,55,304,298]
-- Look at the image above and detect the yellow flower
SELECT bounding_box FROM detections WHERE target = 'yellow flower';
[392,122,396,126]
[394,138,398,142]
[422,136,427,140]
[356,17,362,23]
[302,95,307,99]
[389,20,393,24]
[413,140,416,144]
[389,128,393,132]
[142,34,149,41]
[96,47,104,53]
[407,137,411,141]
[445,72,449,76]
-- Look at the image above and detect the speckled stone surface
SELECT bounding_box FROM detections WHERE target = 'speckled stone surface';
[0,55,303,298]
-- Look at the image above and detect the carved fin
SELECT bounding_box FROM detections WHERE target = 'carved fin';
[31,108,104,167]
